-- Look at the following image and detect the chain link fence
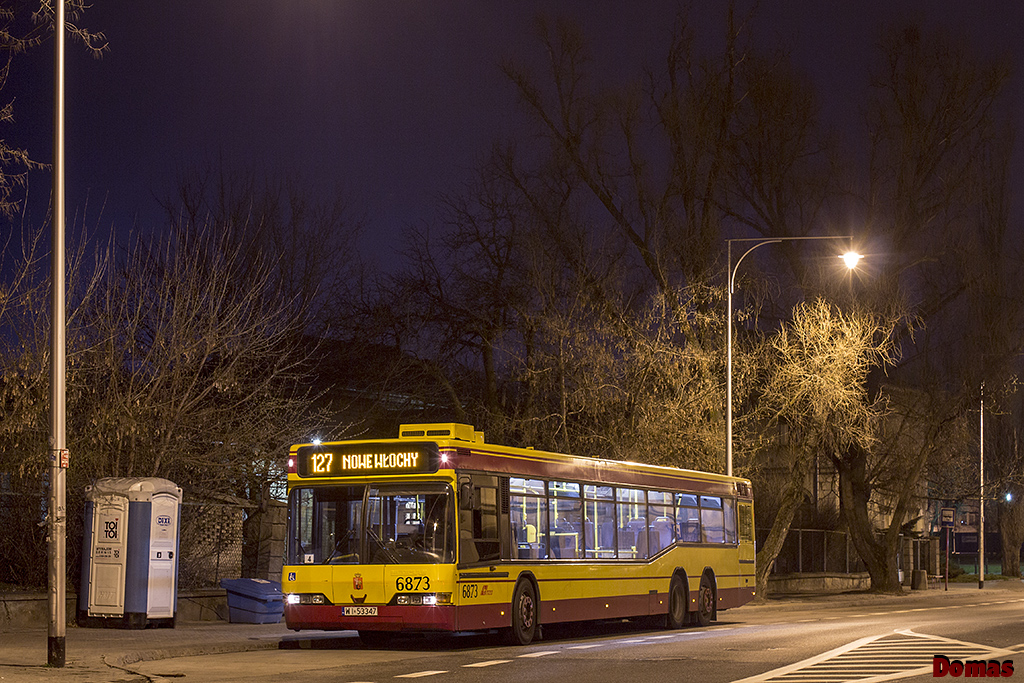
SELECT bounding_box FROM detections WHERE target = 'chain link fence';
[177,500,248,590]
[0,478,282,592]
[0,482,49,589]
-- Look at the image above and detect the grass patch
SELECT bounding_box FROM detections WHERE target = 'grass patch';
[947,573,1021,583]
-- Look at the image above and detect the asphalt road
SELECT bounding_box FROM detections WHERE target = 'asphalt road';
[129,589,1024,683]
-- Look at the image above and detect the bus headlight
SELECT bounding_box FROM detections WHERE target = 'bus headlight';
[286,593,331,605]
[394,593,451,606]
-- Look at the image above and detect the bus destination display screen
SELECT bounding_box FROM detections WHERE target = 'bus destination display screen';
[295,442,441,478]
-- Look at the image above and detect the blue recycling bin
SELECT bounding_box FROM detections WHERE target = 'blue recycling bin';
[220,578,284,624]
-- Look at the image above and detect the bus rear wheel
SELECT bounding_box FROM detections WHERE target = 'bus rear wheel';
[666,575,687,630]
[508,579,538,645]
[692,574,714,627]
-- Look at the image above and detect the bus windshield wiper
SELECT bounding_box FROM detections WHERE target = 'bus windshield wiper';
[366,526,398,564]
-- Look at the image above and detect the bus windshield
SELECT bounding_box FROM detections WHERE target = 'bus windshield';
[287,483,454,565]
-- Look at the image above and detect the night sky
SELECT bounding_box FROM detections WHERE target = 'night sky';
[7,1,1024,262]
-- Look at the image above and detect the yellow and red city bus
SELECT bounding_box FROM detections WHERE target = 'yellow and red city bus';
[282,423,755,645]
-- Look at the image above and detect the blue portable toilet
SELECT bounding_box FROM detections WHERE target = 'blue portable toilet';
[78,477,182,629]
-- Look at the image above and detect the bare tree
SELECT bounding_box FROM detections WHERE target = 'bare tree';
[752,298,901,597]
[161,163,365,333]
[834,24,1016,592]
[0,2,106,217]
[988,393,1024,578]
[73,222,324,497]
[0,222,109,585]
[500,11,748,310]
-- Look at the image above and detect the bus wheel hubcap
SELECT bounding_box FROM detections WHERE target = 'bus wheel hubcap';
[520,595,534,628]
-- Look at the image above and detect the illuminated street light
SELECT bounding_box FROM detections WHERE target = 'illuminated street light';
[725,236,861,477]
[841,251,862,270]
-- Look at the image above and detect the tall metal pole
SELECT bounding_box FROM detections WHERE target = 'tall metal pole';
[979,383,985,589]
[724,235,857,478]
[48,0,67,667]
[726,239,780,478]
[726,240,734,477]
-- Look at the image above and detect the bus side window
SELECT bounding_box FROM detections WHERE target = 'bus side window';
[510,478,548,560]
[675,493,700,542]
[460,485,500,564]
[549,481,582,559]
[616,488,646,559]
[648,491,674,553]
[723,498,738,544]
[700,496,725,543]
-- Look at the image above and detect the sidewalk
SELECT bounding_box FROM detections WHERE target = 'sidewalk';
[0,620,357,682]
[2,581,1021,682]
[747,576,1024,608]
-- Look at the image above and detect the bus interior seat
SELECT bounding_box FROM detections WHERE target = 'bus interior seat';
[552,532,578,559]
[679,519,700,542]
[459,528,479,564]
[627,519,648,558]
[582,518,594,550]
[651,517,674,551]
[599,520,615,548]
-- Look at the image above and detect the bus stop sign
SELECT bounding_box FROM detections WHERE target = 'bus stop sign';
[940,507,955,528]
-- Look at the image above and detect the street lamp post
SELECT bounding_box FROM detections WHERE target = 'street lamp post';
[979,383,985,589]
[725,236,861,477]
[48,0,68,668]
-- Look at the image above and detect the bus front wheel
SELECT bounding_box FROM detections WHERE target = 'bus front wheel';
[692,574,714,627]
[508,579,538,645]
[666,575,687,630]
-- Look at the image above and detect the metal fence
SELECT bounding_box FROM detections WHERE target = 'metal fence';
[177,499,285,590]
[758,528,868,575]
[0,486,264,592]
[758,527,944,577]
[177,501,248,590]
[0,487,49,588]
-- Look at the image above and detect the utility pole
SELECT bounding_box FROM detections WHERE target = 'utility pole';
[48,0,67,667]
[979,383,985,590]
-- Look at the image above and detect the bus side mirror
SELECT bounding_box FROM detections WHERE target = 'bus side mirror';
[459,481,478,510]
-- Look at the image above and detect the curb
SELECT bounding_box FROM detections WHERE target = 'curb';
[113,637,285,667]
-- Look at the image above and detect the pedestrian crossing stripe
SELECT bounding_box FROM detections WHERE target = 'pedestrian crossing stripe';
[731,629,1020,683]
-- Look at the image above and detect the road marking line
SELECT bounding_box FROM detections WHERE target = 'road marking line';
[463,660,511,668]
[734,629,1020,683]
[518,651,559,658]
[395,671,448,678]
[730,633,884,683]
[569,644,603,649]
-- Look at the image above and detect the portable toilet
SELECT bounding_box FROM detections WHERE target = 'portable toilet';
[78,477,182,628]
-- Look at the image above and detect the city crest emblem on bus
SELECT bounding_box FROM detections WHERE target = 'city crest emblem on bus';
[353,574,363,591]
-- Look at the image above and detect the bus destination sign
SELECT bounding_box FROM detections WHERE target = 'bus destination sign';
[295,442,441,478]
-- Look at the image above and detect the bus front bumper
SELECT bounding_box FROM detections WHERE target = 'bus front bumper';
[284,604,457,632]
